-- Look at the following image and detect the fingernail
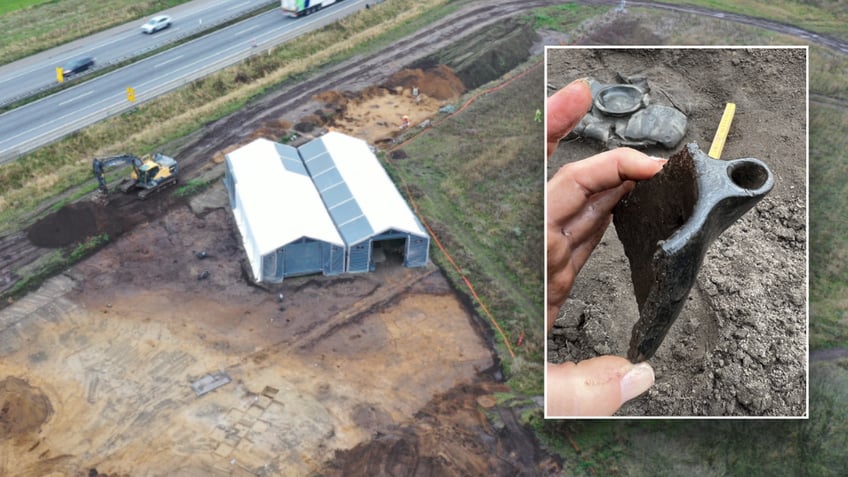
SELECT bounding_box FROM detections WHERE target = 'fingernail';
[648,156,667,162]
[620,362,654,403]
[577,77,591,88]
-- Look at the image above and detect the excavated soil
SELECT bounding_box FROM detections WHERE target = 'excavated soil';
[0,193,511,475]
[547,48,807,416]
[0,377,52,439]
[323,382,560,477]
[0,11,556,469]
[311,65,466,144]
[26,201,132,248]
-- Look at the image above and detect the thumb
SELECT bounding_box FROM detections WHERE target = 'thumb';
[546,356,654,416]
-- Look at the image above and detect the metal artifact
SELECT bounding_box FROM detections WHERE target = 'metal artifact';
[572,76,688,148]
[613,143,774,362]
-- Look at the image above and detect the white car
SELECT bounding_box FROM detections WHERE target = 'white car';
[141,15,172,34]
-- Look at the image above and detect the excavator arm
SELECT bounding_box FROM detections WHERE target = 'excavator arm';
[92,154,142,192]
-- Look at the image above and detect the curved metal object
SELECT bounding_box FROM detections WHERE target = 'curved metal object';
[594,85,645,116]
[613,143,774,363]
[571,76,688,149]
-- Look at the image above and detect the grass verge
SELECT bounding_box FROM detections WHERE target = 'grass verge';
[810,98,848,348]
[386,61,545,395]
[6,233,110,300]
[667,0,848,41]
[175,178,211,197]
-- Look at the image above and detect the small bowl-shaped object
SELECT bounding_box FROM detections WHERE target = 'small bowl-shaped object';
[594,85,645,116]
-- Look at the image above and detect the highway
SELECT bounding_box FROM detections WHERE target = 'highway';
[0,0,368,163]
[0,0,277,108]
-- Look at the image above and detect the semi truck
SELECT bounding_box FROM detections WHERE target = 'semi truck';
[281,0,338,17]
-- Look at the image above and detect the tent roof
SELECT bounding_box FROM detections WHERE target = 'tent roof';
[299,132,427,245]
[227,138,343,255]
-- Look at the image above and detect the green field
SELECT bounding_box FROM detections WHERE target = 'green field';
[672,0,848,40]
[0,0,53,16]
[390,63,546,393]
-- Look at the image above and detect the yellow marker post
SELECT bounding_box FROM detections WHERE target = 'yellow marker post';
[56,67,64,83]
[709,102,736,159]
[126,87,136,103]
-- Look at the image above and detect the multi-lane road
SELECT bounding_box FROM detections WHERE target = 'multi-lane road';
[0,0,369,163]
[0,0,276,108]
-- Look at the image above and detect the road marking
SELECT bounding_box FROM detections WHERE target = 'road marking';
[58,90,93,106]
[0,0,366,157]
[155,55,184,68]
[0,89,121,155]
[227,1,250,11]
[234,24,261,37]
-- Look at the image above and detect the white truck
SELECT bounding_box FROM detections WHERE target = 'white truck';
[281,0,338,17]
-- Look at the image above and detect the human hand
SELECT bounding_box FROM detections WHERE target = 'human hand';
[546,357,655,416]
[545,79,662,416]
[546,79,666,328]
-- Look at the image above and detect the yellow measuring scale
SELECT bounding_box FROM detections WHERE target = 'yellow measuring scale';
[708,102,736,159]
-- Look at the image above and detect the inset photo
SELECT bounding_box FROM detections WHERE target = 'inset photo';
[545,47,808,417]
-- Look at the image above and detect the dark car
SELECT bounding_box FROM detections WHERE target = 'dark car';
[62,56,95,77]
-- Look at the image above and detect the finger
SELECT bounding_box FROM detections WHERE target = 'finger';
[547,261,575,328]
[568,213,611,274]
[550,147,666,199]
[547,79,593,158]
[549,182,631,237]
[546,357,654,416]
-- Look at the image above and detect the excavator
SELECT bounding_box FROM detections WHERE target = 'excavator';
[92,153,179,199]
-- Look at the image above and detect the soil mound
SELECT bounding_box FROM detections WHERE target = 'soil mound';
[413,17,537,90]
[27,201,129,248]
[383,65,466,100]
[0,377,52,439]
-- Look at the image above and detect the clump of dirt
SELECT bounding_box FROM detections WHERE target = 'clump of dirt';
[26,201,131,248]
[0,376,52,439]
[383,65,466,100]
[245,118,294,143]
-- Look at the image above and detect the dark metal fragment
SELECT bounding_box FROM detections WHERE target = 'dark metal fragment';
[613,143,774,362]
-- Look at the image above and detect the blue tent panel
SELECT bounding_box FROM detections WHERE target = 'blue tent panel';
[260,237,345,282]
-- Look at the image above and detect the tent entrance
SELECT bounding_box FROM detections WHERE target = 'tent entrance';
[371,237,406,270]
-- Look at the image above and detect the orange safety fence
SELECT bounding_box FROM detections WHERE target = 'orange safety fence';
[384,60,544,360]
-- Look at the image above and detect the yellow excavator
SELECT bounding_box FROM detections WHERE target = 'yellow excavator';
[92,153,179,199]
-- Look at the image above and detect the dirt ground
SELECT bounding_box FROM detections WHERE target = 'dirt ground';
[546,48,807,416]
[313,65,466,144]
[0,184,509,475]
[0,3,566,474]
